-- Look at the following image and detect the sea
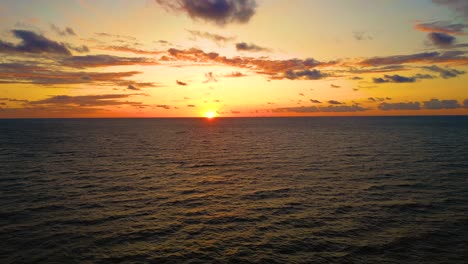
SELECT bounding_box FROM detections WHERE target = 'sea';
[1,116,467,263]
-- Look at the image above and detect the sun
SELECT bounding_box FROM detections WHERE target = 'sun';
[204,111,216,119]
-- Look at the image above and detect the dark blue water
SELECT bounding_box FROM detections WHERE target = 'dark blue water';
[1,117,467,263]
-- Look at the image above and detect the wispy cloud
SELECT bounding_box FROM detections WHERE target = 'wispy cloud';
[373,74,434,83]
[155,104,172,109]
[127,84,140,91]
[236,42,271,52]
[29,94,145,107]
[422,65,465,78]
[328,100,344,105]
[358,51,468,66]
[368,97,391,102]
[187,30,235,44]
[0,62,142,85]
[95,32,136,40]
[97,45,164,55]
[204,72,217,83]
[353,31,373,40]
[60,55,159,68]
[0,93,149,117]
[414,21,467,35]
[224,71,246,77]
[50,24,76,36]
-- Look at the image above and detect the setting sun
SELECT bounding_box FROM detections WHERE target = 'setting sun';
[204,111,216,119]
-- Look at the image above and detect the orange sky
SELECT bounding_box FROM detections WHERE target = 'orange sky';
[0,0,467,118]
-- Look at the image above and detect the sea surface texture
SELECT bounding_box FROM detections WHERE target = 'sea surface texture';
[1,117,467,263]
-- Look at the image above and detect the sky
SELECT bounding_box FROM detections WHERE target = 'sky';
[0,0,467,118]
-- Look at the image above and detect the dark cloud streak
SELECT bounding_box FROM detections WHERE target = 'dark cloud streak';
[50,24,76,36]
[378,102,421,110]
[187,30,235,44]
[0,30,71,55]
[236,42,271,52]
[423,98,460,109]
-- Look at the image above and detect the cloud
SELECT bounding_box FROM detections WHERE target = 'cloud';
[0,62,142,85]
[378,102,421,111]
[127,84,140,91]
[310,99,322,103]
[29,94,145,107]
[319,105,368,112]
[373,75,414,83]
[285,69,327,80]
[204,72,217,83]
[0,30,71,55]
[273,104,368,113]
[224,71,246,77]
[95,32,136,40]
[273,106,319,113]
[432,0,468,20]
[177,80,187,86]
[414,21,467,35]
[187,104,196,107]
[156,104,171,109]
[236,42,271,52]
[166,47,334,79]
[156,0,257,26]
[98,45,164,55]
[328,100,344,105]
[422,65,465,78]
[428,32,456,48]
[349,65,406,74]
[50,24,76,36]
[330,84,340,88]
[156,40,171,45]
[66,44,89,53]
[414,73,436,79]
[368,97,391,102]
[353,31,373,40]
[60,55,158,68]
[187,30,235,44]
[358,51,468,66]
[0,97,29,104]
[116,81,162,88]
[423,98,460,109]
[373,74,434,83]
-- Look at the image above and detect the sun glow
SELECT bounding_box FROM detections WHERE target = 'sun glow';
[204,111,216,119]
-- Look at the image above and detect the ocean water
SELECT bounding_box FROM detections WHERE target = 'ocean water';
[0,116,467,263]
